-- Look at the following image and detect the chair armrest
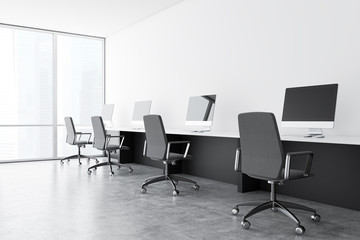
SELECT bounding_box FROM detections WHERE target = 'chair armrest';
[166,141,191,159]
[234,148,241,171]
[143,140,147,156]
[284,151,314,180]
[76,132,92,143]
[105,134,125,148]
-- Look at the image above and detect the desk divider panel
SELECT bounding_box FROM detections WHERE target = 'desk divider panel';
[107,129,360,211]
[274,141,360,211]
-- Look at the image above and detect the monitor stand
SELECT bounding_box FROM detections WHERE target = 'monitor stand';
[132,127,145,130]
[304,128,325,138]
[131,122,145,130]
[191,130,211,133]
[190,126,211,133]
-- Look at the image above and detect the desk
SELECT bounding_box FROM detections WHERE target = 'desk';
[109,127,360,211]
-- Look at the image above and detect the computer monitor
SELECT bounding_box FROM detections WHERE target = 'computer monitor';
[131,100,152,128]
[101,104,114,127]
[185,94,216,132]
[281,84,338,138]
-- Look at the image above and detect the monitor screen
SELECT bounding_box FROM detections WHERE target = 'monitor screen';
[101,104,114,121]
[281,84,338,130]
[131,100,152,125]
[185,95,216,130]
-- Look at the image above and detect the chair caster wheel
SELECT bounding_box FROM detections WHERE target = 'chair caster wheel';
[232,207,239,215]
[295,225,305,235]
[87,158,90,162]
[193,184,200,190]
[174,180,178,185]
[271,207,278,212]
[109,171,114,176]
[241,220,250,230]
[172,190,179,196]
[93,167,97,171]
[68,159,70,162]
[87,170,92,175]
[128,168,133,173]
[79,162,82,165]
[141,188,147,193]
[95,159,99,163]
[60,161,64,164]
[311,213,321,222]
[117,166,121,170]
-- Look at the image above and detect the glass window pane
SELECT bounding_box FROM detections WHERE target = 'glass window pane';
[0,127,53,160]
[0,26,104,161]
[0,28,53,125]
[57,36,103,126]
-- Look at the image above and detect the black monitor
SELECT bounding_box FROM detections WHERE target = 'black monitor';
[281,84,338,137]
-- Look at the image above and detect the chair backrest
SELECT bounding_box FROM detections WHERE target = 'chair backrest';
[91,116,107,150]
[143,115,168,160]
[238,112,284,180]
[64,117,76,144]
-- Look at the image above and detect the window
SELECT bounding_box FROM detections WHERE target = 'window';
[0,25,104,161]
[57,35,104,157]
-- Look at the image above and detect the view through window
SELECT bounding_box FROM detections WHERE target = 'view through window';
[0,26,104,161]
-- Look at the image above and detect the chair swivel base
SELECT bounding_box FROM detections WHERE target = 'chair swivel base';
[60,154,98,165]
[231,199,321,235]
[141,174,200,196]
[87,160,133,176]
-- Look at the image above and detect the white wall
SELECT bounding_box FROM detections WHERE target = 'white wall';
[106,0,360,136]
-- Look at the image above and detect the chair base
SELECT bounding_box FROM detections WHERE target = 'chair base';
[87,158,133,176]
[60,154,98,165]
[60,144,99,165]
[231,183,320,235]
[141,173,199,196]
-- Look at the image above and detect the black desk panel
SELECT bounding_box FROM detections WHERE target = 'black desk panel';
[111,130,360,210]
[276,141,360,211]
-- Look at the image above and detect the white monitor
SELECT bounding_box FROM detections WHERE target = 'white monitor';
[101,104,114,127]
[131,100,152,128]
[281,84,338,138]
[185,95,216,132]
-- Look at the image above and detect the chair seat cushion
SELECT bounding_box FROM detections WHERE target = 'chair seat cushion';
[149,152,185,162]
[248,169,308,181]
[106,144,129,151]
[167,152,184,161]
[75,141,90,145]
[281,169,307,180]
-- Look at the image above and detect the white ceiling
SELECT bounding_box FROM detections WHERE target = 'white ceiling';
[0,0,183,37]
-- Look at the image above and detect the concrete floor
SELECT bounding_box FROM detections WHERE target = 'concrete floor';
[0,160,359,240]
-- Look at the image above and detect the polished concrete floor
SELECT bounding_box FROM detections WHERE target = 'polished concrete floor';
[0,160,359,240]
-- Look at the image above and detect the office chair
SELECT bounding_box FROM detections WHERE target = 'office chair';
[141,114,199,196]
[232,112,320,235]
[87,116,133,176]
[61,117,97,165]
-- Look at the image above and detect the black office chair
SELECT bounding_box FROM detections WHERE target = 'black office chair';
[141,114,199,196]
[87,116,133,176]
[61,117,96,165]
[232,112,320,235]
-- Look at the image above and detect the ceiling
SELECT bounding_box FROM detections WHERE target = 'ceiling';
[0,0,183,37]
